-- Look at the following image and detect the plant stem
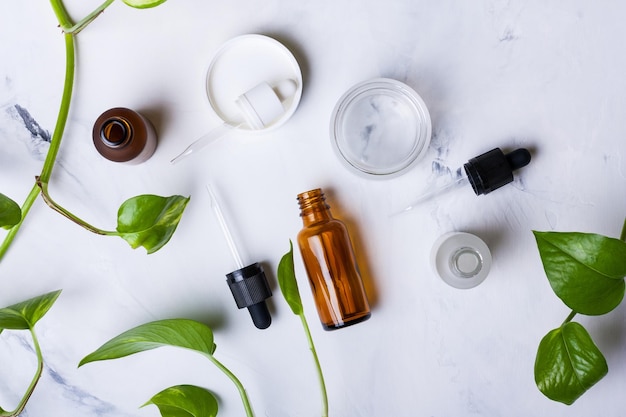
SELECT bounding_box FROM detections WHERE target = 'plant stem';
[620,217,626,242]
[0,329,44,417]
[562,310,577,326]
[0,185,40,261]
[36,177,115,236]
[0,7,76,262]
[2,0,122,261]
[40,34,75,184]
[205,355,255,417]
[63,0,116,34]
[300,313,329,417]
[49,0,74,28]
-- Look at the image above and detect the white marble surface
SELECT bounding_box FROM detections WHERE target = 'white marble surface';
[1,1,626,416]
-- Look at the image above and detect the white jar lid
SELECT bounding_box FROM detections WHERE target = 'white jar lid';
[205,34,303,132]
[430,232,492,289]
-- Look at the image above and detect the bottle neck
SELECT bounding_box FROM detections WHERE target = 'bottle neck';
[298,188,333,226]
[100,116,133,148]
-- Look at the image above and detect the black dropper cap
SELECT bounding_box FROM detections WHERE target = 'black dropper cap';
[226,263,272,329]
[463,148,531,196]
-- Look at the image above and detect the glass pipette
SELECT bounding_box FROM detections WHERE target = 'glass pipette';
[394,174,469,215]
[172,79,297,164]
[207,184,244,269]
[207,185,272,329]
[394,147,531,215]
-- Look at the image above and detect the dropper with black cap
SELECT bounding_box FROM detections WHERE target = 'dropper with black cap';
[464,148,531,195]
[207,185,272,329]
[396,147,531,214]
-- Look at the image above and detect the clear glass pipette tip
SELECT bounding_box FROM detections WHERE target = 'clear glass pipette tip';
[391,174,468,216]
[171,122,243,164]
[206,184,245,269]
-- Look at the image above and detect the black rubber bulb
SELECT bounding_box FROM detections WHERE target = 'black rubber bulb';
[505,148,531,170]
[226,263,272,329]
[247,302,272,330]
[464,148,531,196]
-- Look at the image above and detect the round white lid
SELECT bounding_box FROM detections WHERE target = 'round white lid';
[205,34,303,132]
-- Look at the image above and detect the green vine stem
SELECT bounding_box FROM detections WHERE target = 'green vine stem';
[61,0,116,34]
[562,310,577,326]
[36,177,115,236]
[205,354,255,417]
[300,313,329,417]
[0,329,44,417]
[0,184,41,260]
[0,1,117,261]
[41,5,75,184]
[620,217,626,242]
[49,0,73,28]
[0,5,75,260]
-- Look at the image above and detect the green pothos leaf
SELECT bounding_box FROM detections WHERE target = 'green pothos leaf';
[116,194,190,254]
[142,385,218,417]
[0,290,62,330]
[533,231,626,315]
[535,321,608,405]
[277,241,303,315]
[0,192,21,229]
[79,319,216,367]
[122,0,168,9]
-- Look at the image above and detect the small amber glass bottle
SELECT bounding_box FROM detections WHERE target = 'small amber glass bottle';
[296,188,371,330]
[92,107,157,164]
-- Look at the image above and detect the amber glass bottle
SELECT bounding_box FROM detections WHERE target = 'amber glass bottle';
[296,188,371,330]
[92,107,157,164]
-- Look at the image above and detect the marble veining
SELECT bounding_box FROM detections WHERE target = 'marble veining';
[0,332,128,416]
[3,103,50,161]
[43,366,125,417]
[13,104,51,144]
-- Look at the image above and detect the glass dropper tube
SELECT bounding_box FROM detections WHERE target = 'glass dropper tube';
[206,184,272,329]
[393,147,531,216]
[394,174,469,215]
[207,185,245,269]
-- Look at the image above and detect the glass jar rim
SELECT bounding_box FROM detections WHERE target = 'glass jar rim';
[330,78,432,179]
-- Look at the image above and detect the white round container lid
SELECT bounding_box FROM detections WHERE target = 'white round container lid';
[430,232,492,289]
[205,34,303,131]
